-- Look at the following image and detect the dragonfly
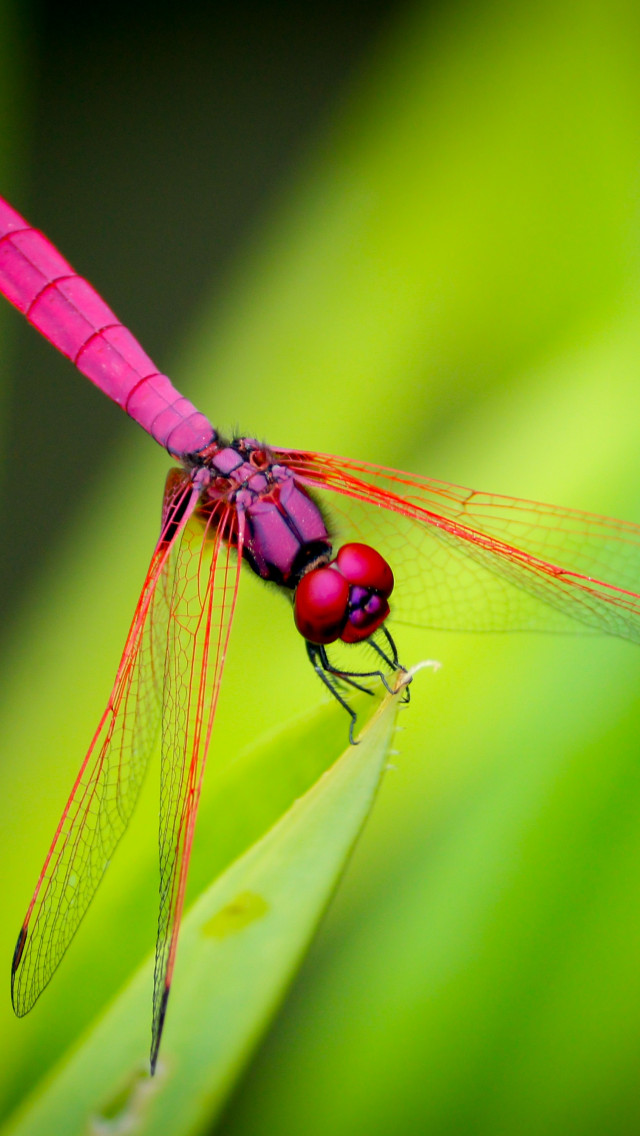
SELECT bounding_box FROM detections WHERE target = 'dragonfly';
[3,196,640,1074]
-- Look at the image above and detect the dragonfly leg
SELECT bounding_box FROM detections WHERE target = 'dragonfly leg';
[315,644,377,696]
[306,642,360,744]
[306,627,410,744]
[317,639,402,697]
[369,627,411,703]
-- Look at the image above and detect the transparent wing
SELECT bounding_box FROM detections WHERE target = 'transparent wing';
[150,503,243,1072]
[11,469,198,1015]
[278,450,640,643]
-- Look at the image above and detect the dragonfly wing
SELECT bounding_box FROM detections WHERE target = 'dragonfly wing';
[150,502,243,1073]
[280,450,640,642]
[11,470,198,1016]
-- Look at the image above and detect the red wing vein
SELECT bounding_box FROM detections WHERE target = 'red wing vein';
[11,471,198,1016]
[150,505,242,1072]
[281,451,640,641]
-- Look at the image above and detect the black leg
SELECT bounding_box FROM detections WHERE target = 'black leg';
[316,645,377,695]
[376,626,411,703]
[318,643,400,696]
[306,643,360,744]
[381,625,400,665]
[306,627,409,743]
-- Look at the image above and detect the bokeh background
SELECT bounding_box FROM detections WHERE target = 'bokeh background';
[3,0,640,1132]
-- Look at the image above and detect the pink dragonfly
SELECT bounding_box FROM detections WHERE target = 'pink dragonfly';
[3,196,640,1073]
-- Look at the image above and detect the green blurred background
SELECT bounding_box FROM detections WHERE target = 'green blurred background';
[3,0,640,1131]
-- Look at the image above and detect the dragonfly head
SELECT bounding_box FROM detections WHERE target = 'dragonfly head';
[294,542,394,645]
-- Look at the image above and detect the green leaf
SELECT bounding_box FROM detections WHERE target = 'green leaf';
[2,677,406,1136]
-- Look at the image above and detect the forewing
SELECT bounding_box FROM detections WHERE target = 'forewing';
[278,450,640,643]
[150,503,243,1072]
[11,469,198,1016]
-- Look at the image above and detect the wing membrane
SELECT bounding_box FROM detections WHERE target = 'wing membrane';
[11,470,198,1015]
[280,450,640,642]
[150,503,243,1071]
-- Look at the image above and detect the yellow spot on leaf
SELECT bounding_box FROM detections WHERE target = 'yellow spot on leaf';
[202,891,269,938]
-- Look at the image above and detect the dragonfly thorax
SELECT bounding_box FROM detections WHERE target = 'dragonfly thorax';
[194,437,333,587]
[192,438,395,647]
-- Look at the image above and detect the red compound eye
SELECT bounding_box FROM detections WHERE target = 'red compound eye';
[294,566,350,644]
[294,543,394,646]
[340,591,390,643]
[335,543,394,597]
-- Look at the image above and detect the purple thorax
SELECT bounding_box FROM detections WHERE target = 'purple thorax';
[192,438,331,586]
